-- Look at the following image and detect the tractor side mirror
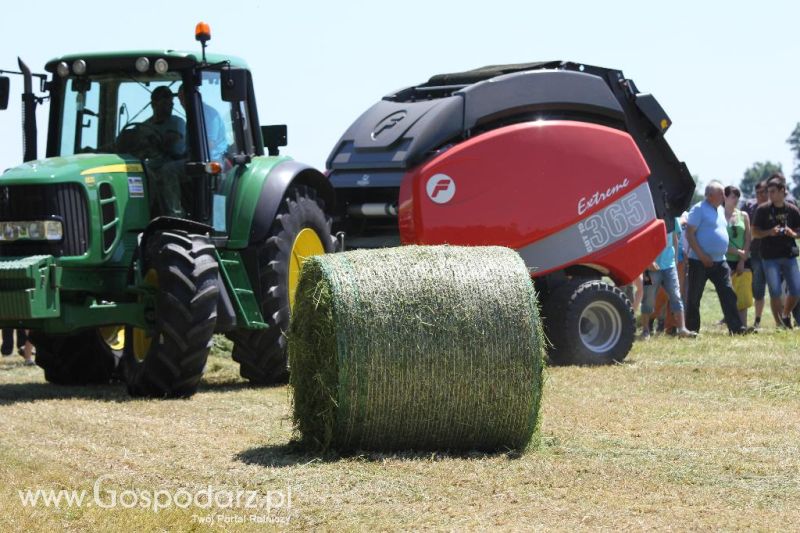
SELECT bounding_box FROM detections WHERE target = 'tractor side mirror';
[0,77,9,110]
[262,124,287,156]
[221,68,248,102]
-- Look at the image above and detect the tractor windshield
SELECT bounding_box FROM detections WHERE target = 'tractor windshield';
[57,70,247,225]
[58,72,185,159]
[58,70,244,163]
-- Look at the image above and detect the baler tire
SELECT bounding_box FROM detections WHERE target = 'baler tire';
[123,230,219,398]
[31,329,121,385]
[544,279,634,365]
[230,185,335,385]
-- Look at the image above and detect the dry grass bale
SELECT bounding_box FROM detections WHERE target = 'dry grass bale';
[289,245,545,453]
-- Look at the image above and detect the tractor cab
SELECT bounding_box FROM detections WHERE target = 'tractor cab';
[41,50,261,230]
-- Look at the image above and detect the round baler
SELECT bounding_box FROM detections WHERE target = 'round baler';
[326,61,696,364]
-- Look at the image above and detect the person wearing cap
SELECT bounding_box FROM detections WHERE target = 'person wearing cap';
[141,85,188,216]
[144,85,186,157]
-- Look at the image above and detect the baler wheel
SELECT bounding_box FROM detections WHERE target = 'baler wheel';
[31,329,121,385]
[122,230,219,398]
[230,185,335,384]
[544,279,634,365]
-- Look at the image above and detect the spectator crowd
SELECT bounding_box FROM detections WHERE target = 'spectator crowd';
[635,173,800,338]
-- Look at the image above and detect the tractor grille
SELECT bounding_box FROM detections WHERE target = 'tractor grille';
[99,182,118,253]
[0,183,89,257]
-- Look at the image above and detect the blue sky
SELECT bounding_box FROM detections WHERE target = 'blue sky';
[1,1,797,191]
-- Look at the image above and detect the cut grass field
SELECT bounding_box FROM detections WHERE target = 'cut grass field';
[1,283,799,531]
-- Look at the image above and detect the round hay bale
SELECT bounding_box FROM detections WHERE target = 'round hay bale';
[288,245,545,453]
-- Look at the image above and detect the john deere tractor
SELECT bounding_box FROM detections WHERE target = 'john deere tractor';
[0,25,335,397]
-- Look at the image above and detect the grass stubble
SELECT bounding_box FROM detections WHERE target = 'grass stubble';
[0,283,797,531]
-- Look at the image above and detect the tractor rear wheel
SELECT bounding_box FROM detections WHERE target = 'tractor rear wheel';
[122,230,219,398]
[543,279,634,365]
[31,329,121,385]
[231,185,335,384]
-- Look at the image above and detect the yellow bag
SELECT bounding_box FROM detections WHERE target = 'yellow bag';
[732,271,754,311]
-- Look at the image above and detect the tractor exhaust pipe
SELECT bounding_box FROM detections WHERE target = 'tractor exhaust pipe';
[18,57,37,163]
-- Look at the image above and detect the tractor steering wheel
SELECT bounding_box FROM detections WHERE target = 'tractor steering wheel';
[116,121,167,160]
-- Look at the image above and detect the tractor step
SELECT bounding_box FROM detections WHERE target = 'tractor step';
[216,250,268,329]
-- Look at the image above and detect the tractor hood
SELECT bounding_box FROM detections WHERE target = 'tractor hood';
[0,152,151,267]
[1,154,143,184]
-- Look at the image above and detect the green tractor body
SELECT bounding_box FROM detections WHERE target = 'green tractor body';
[0,48,335,396]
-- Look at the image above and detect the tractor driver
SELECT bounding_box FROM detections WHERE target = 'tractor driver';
[144,86,188,216]
[144,86,186,157]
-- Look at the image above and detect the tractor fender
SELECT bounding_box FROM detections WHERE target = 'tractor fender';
[248,160,335,245]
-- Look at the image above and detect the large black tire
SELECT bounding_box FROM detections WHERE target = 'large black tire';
[31,329,121,385]
[122,230,219,398]
[230,185,335,384]
[543,279,634,365]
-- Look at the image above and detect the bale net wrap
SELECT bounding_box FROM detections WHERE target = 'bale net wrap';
[288,245,545,452]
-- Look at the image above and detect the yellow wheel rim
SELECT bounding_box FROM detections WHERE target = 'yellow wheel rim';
[132,269,159,362]
[288,228,325,310]
[100,326,125,351]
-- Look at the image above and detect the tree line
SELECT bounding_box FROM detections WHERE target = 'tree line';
[737,124,800,198]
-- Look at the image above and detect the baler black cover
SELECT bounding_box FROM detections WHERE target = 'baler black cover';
[327,61,695,227]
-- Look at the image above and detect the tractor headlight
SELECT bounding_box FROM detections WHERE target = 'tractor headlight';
[0,220,63,242]
[154,58,169,74]
[56,61,70,77]
[28,222,41,239]
[135,56,150,73]
[72,59,87,76]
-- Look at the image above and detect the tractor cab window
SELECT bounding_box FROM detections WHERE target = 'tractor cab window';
[60,79,101,154]
[192,70,254,165]
[58,73,186,160]
[188,70,255,233]
[116,79,186,159]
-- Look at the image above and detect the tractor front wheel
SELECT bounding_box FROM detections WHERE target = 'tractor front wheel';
[231,185,335,384]
[543,279,634,365]
[122,230,219,398]
[31,329,122,385]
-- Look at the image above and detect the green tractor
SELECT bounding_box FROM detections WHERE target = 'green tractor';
[0,26,335,397]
